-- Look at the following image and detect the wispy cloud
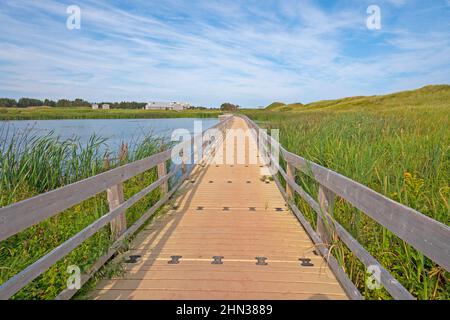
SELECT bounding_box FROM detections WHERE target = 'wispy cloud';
[0,0,449,107]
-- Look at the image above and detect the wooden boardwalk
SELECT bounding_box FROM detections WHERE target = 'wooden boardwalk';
[91,117,348,300]
[2,115,448,300]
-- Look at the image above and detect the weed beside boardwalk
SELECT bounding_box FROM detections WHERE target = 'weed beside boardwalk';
[0,128,165,299]
[0,107,220,120]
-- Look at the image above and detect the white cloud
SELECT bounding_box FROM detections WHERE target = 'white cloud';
[0,0,449,107]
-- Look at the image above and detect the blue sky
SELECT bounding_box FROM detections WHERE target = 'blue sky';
[0,0,449,108]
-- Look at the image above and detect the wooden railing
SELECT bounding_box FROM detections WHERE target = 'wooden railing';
[0,116,233,300]
[241,115,450,300]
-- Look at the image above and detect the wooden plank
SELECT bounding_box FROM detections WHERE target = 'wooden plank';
[91,289,347,300]
[121,259,337,272]
[113,270,340,283]
[96,278,346,294]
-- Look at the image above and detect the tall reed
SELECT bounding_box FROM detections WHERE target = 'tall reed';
[242,101,449,299]
[0,125,163,299]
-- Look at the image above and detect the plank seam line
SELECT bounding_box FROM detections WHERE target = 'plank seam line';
[93,288,348,296]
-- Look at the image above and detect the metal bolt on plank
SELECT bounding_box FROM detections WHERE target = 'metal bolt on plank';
[255,257,268,265]
[124,255,141,264]
[299,258,314,267]
[212,256,224,265]
[168,255,182,264]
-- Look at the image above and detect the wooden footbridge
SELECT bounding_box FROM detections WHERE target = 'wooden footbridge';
[0,115,449,300]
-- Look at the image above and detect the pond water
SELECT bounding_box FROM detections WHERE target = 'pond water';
[0,118,219,152]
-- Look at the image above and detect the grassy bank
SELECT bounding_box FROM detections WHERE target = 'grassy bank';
[0,127,169,299]
[241,85,450,299]
[0,106,221,120]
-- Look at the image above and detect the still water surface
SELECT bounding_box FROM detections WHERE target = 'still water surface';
[0,118,218,152]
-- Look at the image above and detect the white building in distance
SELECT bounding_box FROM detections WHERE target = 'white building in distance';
[92,103,110,110]
[145,101,192,111]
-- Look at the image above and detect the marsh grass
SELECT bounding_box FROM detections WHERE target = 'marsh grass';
[242,85,450,299]
[0,126,166,299]
[0,107,220,120]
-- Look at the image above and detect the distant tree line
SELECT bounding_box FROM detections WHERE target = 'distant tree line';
[220,102,240,111]
[0,98,91,108]
[0,99,148,109]
[0,97,217,109]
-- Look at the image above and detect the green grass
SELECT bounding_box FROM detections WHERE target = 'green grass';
[0,127,169,299]
[261,84,450,113]
[241,85,450,299]
[0,106,221,120]
[265,102,286,110]
[264,101,304,111]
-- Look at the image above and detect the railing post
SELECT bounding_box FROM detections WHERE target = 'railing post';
[107,183,126,240]
[106,146,128,240]
[211,143,216,158]
[286,163,295,200]
[317,184,335,244]
[181,151,188,177]
[157,161,168,196]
